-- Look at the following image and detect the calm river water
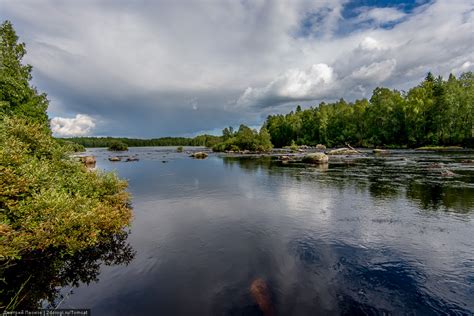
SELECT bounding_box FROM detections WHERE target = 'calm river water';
[60,147,474,315]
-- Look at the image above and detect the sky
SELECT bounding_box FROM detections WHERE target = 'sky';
[1,0,473,138]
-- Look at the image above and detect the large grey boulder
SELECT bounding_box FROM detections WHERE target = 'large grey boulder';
[302,153,329,164]
[327,148,358,155]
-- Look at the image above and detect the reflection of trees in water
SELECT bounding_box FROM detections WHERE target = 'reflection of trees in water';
[221,156,474,214]
[406,181,474,213]
[0,230,135,311]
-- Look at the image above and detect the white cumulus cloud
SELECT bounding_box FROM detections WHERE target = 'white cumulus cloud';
[237,63,336,108]
[351,59,397,83]
[358,37,383,51]
[51,114,96,137]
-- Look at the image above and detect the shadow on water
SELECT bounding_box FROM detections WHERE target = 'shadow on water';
[0,230,135,311]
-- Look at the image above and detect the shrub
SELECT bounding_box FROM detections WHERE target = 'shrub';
[108,140,128,151]
[289,140,299,152]
[55,139,86,152]
[0,117,132,261]
[176,146,183,152]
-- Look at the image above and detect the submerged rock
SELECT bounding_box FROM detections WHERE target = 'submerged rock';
[373,149,389,155]
[108,156,121,162]
[126,157,139,162]
[428,162,443,169]
[190,152,209,159]
[302,152,329,164]
[327,148,358,155]
[441,169,455,177]
[250,278,274,316]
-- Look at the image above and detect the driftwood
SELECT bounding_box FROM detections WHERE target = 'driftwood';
[345,143,361,153]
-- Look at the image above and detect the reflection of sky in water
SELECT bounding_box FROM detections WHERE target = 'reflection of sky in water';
[63,148,474,315]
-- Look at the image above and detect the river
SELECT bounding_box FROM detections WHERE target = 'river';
[58,147,474,315]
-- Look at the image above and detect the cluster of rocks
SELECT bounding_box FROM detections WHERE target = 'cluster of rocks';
[276,146,380,165]
[189,152,209,159]
[426,162,457,177]
[108,156,139,162]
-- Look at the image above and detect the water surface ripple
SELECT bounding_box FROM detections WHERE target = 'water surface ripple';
[62,147,474,315]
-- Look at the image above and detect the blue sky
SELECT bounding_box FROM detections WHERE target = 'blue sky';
[0,0,472,137]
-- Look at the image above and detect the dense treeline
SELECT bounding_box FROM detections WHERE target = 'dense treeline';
[212,124,273,152]
[61,134,222,148]
[264,73,474,148]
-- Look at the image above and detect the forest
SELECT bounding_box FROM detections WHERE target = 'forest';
[263,72,474,148]
[61,134,221,148]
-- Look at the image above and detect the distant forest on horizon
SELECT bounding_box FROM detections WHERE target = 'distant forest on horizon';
[64,72,474,149]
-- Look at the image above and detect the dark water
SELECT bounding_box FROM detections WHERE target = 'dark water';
[58,147,474,315]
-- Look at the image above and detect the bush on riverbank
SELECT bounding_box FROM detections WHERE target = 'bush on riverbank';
[0,21,132,263]
[212,125,273,152]
[108,140,128,151]
[0,117,132,260]
[55,139,86,152]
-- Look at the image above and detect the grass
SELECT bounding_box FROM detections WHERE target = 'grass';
[416,146,464,151]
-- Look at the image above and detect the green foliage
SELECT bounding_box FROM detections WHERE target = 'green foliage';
[0,117,132,261]
[415,146,463,151]
[0,21,132,264]
[176,146,183,152]
[55,139,86,152]
[0,21,48,125]
[108,140,128,151]
[289,140,298,152]
[212,125,273,152]
[264,73,474,148]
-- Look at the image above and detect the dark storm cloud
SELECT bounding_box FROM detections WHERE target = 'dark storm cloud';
[0,0,472,136]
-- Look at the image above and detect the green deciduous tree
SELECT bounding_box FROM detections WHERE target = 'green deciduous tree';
[262,72,473,148]
[0,21,48,125]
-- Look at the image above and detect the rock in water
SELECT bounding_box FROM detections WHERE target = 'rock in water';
[80,156,96,168]
[109,156,121,162]
[316,144,326,150]
[441,169,455,177]
[250,278,274,316]
[302,152,329,164]
[327,148,358,155]
[126,157,139,162]
[373,149,389,155]
[190,152,208,159]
